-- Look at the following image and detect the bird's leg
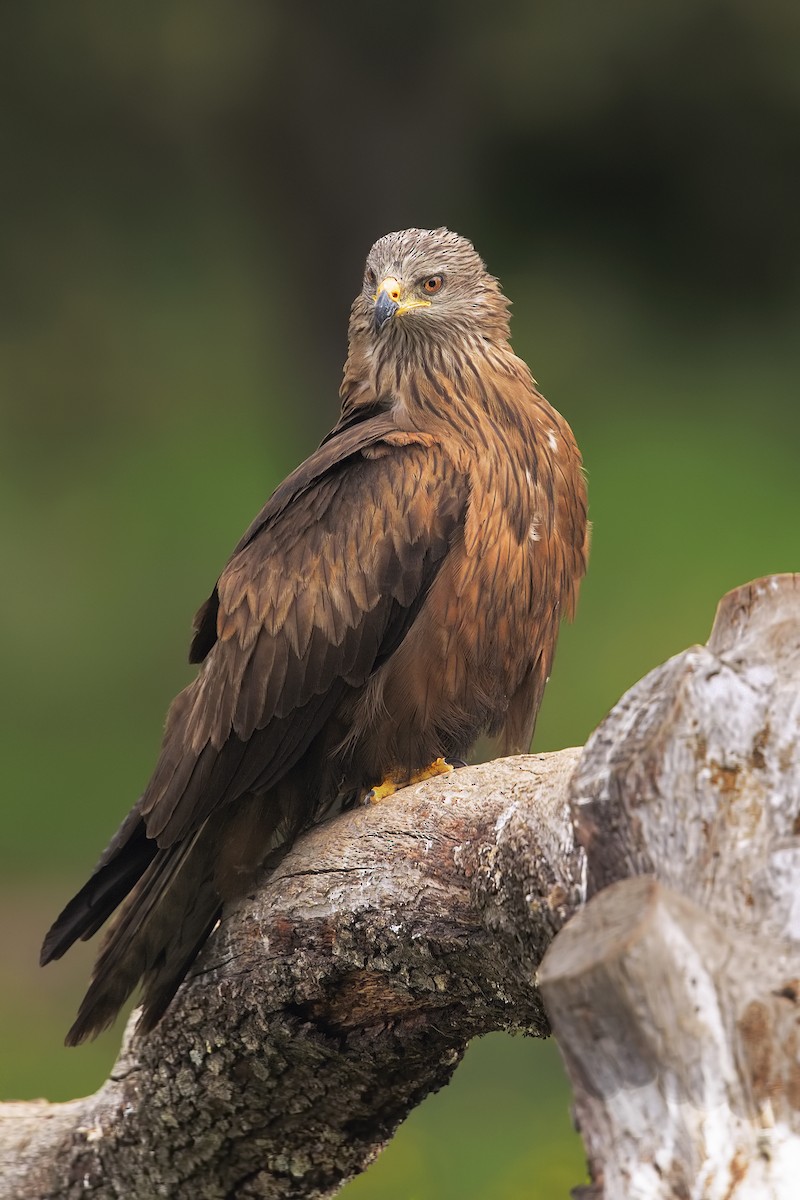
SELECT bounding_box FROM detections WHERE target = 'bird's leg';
[365,757,455,805]
[409,757,456,784]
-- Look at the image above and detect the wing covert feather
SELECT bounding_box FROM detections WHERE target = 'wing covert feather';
[140,436,467,846]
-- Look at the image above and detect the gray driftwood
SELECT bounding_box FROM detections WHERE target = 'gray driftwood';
[1,574,798,1199]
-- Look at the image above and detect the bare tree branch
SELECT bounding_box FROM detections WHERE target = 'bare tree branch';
[540,876,800,1200]
[541,574,800,1199]
[2,574,798,1199]
[0,751,584,1199]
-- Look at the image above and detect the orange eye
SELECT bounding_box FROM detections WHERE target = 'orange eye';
[422,275,443,295]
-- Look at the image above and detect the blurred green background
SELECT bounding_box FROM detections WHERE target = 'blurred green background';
[1,2,798,1196]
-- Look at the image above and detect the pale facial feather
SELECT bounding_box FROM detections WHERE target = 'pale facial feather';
[353,227,511,346]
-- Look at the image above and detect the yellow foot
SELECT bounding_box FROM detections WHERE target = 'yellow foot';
[408,757,454,785]
[366,778,400,804]
[365,758,454,805]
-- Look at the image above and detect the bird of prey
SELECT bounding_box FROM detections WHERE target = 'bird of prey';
[41,227,589,1045]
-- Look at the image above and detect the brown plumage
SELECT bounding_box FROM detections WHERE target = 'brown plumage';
[41,228,589,1044]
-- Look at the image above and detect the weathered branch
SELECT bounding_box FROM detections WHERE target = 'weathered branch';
[541,574,800,1199]
[2,574,798,1199]
[539,877,800,1200]
[0,751,584,1199]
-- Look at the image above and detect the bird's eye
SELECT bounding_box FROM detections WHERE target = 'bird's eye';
[422,275,443,295]
[366,268,377,289]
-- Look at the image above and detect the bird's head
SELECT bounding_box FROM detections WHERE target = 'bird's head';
[351,228,511,349]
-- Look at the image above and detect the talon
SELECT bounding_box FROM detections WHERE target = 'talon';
[364,758,455,805]
[364,778,399,805]
[409,757,454,785]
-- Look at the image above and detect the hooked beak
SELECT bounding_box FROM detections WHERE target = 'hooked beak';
[373,288,399,332]
[372,275,431,332]
[373,276,402,332]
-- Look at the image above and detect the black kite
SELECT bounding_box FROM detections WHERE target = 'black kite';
[41,228,589,1044]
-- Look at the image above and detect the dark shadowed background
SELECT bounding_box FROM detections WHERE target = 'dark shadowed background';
[2,2,799,1196]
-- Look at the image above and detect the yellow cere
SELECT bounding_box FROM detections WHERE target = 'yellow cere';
[378,276,403,302]
[372,276,432,315]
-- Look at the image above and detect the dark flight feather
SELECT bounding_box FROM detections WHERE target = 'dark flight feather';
[42,228,588,1044]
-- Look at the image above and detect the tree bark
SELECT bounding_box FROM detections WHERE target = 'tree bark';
[1,574,798,1199]
[539,572,800,1199]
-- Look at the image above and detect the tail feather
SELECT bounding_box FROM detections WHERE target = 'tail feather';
[43,772,309,1045]
[40,814,156,966]
[136,904,221,1035]
[64,826,221,1046]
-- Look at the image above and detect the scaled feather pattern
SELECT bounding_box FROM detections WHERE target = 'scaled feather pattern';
[41,228,589,1045]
